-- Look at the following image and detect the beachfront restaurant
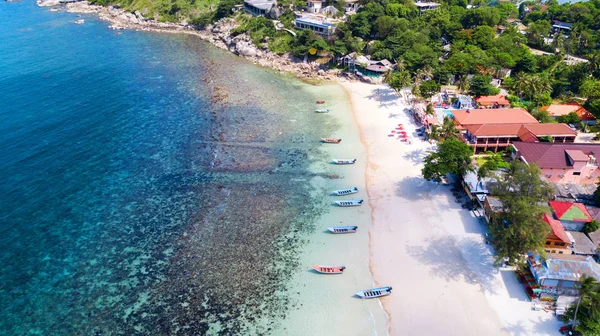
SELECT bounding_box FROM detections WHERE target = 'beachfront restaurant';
[523,253,600,302]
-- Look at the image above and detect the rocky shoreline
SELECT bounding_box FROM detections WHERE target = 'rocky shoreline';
[36,0,373,82]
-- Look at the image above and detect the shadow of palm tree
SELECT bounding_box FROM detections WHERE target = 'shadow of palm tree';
[403,148,429,164]
[365,87,400,108]
[406,236,499,295]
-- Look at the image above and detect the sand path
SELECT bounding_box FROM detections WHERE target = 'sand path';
[342,81,561,336]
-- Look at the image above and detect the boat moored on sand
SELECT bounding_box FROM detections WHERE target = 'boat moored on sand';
[332,187,358,196]
[315,109,330,113]
[332,159,356,164]
[334,200,363,207]
[316,100,325,104]
[311,265,346,274]
[327,226,358,234]
[321,138,342,143]
[355,286,392,299]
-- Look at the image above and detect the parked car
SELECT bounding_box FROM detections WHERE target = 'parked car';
[568,124,577,131]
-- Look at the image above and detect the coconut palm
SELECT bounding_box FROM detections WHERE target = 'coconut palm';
[440,115,458,140]
[425,103,435,116]
[587,51,600,77]
[457,76,470,93]
[429,124,441,141]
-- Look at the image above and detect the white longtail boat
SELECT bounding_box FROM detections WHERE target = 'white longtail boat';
[311,265,346,274]
[321,138,342,143]
[332,187,358,196]
[332,159,356,164]
[334,200,363,207]
[355,286,392,299]
[315,109,330,113]
[327,226,358,234]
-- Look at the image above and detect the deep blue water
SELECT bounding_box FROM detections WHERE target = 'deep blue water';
[0,2,332,334]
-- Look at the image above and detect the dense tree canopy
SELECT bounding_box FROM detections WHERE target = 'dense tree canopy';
[422,139,473,182]
[488,161,553,265]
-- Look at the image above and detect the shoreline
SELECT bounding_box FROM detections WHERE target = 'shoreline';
[342,82,393,334]
[40,0,355,82]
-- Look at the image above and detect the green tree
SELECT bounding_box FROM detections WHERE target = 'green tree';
[581,79,600,100]
[470,75,500,96]
[532,109,555,123]
[557,112,581,124]
[385,70,412,100]
[422,138,473,182]
[584,220,600,233]
[420,80,441,99]
[563,275,600,335]
[489,161,553,265]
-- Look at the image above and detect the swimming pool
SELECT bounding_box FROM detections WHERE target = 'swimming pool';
[442,109,454,117]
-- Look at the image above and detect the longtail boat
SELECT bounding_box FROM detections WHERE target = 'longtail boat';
[332,159,356,164]
[332,187,358,196]
[321,138,342,143]
[355,286,392,299]
[315,109,330,113]
[311,265,346,274]
[316,100,325,104]
[334,200,363,207]
[327,226,358,234]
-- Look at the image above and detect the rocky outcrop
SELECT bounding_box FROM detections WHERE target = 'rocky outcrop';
[37,0,61,7]
[51,2,349,82]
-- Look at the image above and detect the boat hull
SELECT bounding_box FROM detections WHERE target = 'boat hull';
[355,286,392,298]
[311,265,345,274]
[332,187,358,196]
[334,200,363,207]
[327,226,358,234]
[315,109,330,113]
[332,159,356,165]
[321,138,342,143]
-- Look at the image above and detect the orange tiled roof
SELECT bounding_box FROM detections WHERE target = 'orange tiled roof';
[465,124,522,137]
[475,95,510,107]
[452,108,538,126]
[540,104,595,121]
[520,123,578,136]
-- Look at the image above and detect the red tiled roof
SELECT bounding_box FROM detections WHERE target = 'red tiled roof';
[549,201,593,222]
[520,123,577,136]
[452,108,538,126]
[543,213,571,244]
[513,142,600,169]
[475,95,510,107]
[465,124,522,137]
[565,149,589,162]
[540,104,595,120]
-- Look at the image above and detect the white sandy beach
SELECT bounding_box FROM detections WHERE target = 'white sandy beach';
[342,81,562,336]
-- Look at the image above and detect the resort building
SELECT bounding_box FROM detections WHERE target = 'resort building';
[306,0,322,13]
[483,196,503,224]
[453,108,537,128]
[549,201,592,232]
[294,15,336,35]
[244,0,277,17]
[552,20,573,34]
[462,123,576,153]
[539,103,596,124]
[414,1,441,15]
[512,142,600,185]
[543,213,571,254]
[475,95,510,108]
[344,0,360,14]
[462,171,499,203]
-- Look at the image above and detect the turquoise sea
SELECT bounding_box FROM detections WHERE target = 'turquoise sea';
[0,2,346,334]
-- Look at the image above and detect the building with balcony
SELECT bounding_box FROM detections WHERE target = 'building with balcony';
[475,95,510,108]
[244,0,277,16]
[294,15,336,35]
[512,142,600,185]
[543,213,571,254]
[414,1,441,15]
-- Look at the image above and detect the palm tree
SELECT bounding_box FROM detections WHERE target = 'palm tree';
[587,51,600,77]
[425,103,435,116]
[457,76,470,93]
[429,125,441,141]
[383,69,394,84]
[440,115,457,140]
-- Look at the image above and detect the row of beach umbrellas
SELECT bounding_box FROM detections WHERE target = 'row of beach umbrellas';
[388,124,410,142]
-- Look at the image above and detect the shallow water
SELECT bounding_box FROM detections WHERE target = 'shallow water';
[0,2,387,335]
